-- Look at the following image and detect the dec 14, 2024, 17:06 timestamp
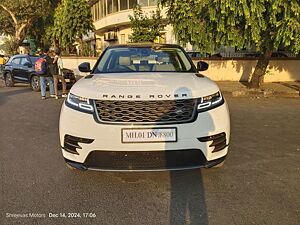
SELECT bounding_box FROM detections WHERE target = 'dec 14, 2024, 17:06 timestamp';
[48,212,96,218]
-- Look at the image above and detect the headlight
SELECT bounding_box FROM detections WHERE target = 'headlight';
[197,91,224,112]
[66,93,94,113]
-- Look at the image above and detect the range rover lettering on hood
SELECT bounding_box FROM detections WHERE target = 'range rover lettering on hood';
[101,93,189,99]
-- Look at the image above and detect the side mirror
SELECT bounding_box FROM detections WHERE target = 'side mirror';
[197,61,209,71]
[79,62,91,72]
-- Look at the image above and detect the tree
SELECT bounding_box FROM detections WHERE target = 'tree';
[48,0,94,52]
[2,37,19,55]
[0,0,49,47]
[129,4,166,43]
[159,0,300,88]
[26,0,61,50]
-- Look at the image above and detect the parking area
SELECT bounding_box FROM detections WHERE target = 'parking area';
[0,83,299,225]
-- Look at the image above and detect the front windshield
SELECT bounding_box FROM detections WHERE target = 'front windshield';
[94,47,194,73]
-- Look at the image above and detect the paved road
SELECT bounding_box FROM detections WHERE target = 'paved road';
[0,84,299,225]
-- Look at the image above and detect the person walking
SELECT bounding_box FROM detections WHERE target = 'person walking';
[52,50,67,99]
[0,54,6,74]
[0,54,6,65]
[35,48,55,100]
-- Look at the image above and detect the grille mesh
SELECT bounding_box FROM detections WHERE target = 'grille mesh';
[84,150,206,170]
[94,99,196,123]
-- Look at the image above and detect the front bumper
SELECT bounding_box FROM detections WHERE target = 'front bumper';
[59,100,230,171]
[64,153,226,171]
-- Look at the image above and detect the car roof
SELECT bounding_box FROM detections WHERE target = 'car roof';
[12,54,39,58]
[108,43,182,49]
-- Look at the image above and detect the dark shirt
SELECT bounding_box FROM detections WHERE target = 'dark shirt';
[44,55,54,77]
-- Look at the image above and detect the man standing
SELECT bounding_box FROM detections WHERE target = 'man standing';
[0,54,6,75]
[0,54,6,65]
[52,50,67,99]
[35,48,55,100]
[0,55,6,75]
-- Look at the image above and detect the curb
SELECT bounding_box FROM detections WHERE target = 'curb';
[222,90,300,98]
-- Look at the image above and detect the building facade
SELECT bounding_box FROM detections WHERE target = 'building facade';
[89,0,177,53]
[88,1,296,58]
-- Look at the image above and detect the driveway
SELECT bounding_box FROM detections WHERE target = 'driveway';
[0,83,299,225]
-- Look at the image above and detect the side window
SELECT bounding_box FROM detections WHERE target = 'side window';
[11,58,21,65]
[97,49,113,72]
[30,57,39,65]
[20,57,30,65]
[172,54,183,71]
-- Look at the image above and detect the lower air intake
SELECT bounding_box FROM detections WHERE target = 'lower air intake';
[63,135,94,155]
[84,149,206,170]
[197,132,228,153]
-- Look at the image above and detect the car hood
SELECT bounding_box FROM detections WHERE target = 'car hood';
[70,72,220,100]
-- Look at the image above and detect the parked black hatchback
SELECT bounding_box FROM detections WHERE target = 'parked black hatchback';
[2,54,76,91]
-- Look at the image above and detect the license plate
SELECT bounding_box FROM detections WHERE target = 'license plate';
[122,128,177,143]
[65,79,70,82]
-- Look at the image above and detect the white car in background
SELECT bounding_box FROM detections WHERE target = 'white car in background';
[59,43,230,171]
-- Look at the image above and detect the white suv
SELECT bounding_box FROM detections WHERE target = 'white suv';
[59,44,230,171]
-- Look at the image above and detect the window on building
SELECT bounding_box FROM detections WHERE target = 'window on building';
[139,0,148,6]
[94,3,97,20]
[102,0,106,17]
[120,0,128,10]
[120,34,126,44]
[98,1,102,19]
[149,0,156,6]
[97,1,100,20]
[112,0,119,13]
[92,0,157,19]
[91,5,95,21]
[95,2,99,20]
[137,0,157,6]
[107,0,113,14]
[92,3,95,20]
[129,0,137,9]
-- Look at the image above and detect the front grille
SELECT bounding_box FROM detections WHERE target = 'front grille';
[84,149,206,170]
[64,73,73,79]
[62,69,75,79]
[94,99,196,124]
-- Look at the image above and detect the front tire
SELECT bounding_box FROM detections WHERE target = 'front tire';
[30,75,40,91]
[4,72,14,87]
